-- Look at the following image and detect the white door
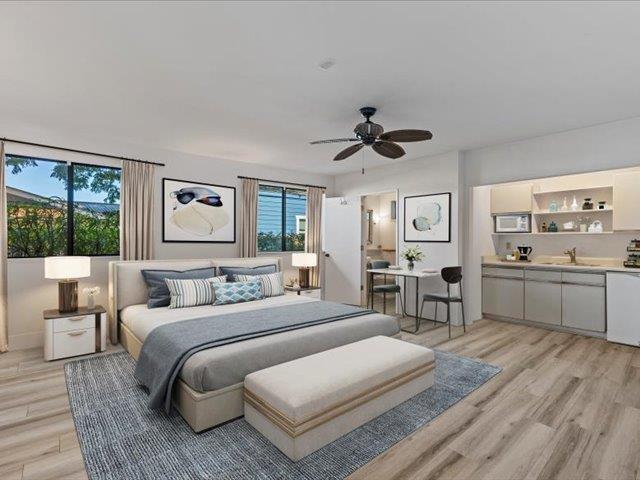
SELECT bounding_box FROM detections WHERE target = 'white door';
[607,272,640,346]
[322,196,362,305]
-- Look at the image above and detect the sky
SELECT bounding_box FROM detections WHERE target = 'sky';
[5,157,114,203]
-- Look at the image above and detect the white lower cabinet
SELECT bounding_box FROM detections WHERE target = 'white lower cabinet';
[483,266,607,335]
[561,284,606,332]
[525,281,561,325]
[607,272,640,346]
[482,276,524,319]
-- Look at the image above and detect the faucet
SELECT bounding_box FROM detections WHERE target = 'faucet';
[565,247,577,264]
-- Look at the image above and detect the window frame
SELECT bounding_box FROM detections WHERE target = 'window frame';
[5,154,121,259]
[257,183,307,253]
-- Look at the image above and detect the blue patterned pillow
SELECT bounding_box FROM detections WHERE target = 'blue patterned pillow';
[212,280,264,305]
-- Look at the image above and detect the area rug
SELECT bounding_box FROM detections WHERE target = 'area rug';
[65,350,500,480]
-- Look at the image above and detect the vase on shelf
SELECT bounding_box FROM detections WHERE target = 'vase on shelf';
[570,195,579,211]
[87,295,95,309]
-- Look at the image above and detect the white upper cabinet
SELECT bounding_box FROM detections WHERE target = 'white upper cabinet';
[490,184,533,214]
[613,172,640,231]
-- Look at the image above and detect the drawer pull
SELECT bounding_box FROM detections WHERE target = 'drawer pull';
[67,331,86,337]
[67,316,86,322]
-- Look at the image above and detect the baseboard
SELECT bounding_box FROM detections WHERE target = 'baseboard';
[9,330,44,350]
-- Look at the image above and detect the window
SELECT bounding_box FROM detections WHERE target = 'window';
[257,184,307,252]
[5,155,121,258]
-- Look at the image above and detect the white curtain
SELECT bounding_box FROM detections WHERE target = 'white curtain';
[240,178,259,257]
[0,142,8,352]
[306,186,323,287]
[120,160,156,262]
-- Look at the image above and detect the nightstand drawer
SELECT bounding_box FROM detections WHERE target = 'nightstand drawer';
[53,314,94,333]
[53,328,95,358]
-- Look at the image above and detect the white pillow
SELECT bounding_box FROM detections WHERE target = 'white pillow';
[235,272,284,297]
[165,275,226,309]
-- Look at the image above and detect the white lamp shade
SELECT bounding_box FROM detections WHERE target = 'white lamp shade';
[292,252,317,268]
[44,256,91,280]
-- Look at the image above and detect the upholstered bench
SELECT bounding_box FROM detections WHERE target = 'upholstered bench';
[243,335,435,461]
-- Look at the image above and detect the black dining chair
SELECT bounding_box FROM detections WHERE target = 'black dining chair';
[419,266,465,339]
[368,260,406,316]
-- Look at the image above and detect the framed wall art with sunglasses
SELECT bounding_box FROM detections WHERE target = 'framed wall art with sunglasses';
[162,177,236,243]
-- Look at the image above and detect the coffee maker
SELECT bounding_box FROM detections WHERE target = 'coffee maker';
[517,245,533,262]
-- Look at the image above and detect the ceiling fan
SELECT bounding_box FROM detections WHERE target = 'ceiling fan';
[310,107,432,161]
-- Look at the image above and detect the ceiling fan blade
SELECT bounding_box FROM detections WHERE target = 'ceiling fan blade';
[378,129,433,142]
[310,138,360,145]
[372,141,405,159]
[333,143,364,161]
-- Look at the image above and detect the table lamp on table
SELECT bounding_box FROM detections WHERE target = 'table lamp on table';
[291,253,317,289]
[44,256,91,313]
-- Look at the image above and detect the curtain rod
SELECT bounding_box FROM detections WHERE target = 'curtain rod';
[0,137,165,167]
[237,175,326,190]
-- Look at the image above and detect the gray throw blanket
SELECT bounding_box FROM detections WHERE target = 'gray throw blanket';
[135,301,375,412]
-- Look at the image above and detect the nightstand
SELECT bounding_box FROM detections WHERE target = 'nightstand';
[43,305,107,361]
[284,286,322,299]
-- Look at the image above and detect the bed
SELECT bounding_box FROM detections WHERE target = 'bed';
[109,257,401,432]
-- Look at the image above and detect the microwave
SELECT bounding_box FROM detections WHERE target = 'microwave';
[495,214,531,233]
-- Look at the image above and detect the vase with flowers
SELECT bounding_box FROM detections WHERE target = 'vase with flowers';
[401,245,424,271]
[83,286,101,309]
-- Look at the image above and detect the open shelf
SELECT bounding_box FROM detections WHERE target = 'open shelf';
[532,185,613,196]
[533,207,613,215]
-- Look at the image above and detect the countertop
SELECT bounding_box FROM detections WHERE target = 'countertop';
[482,255,640,274]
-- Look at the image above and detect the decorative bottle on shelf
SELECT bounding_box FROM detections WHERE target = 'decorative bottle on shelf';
[570,195,579,211]
[561,197,569,211]
[541,221,548,232]
[582,198,594,210]
[549,200,558,213]
[548,221,558,232]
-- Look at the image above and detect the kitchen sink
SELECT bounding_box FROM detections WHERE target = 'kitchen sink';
[537,261,601,267]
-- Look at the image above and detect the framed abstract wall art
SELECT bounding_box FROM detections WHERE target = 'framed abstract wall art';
[404,192,451,243]
[162,178,236,243]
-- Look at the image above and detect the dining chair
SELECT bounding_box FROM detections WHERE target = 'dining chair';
[368,260,406,316]
[419,266,465,338]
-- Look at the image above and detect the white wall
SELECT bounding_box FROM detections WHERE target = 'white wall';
[334,151,465,324]
[463,116,640,322]
[4,133,333,349]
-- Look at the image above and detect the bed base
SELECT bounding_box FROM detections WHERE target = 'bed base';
[119,322,402,432]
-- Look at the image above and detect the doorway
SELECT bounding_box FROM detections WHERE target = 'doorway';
[361,191,398,310]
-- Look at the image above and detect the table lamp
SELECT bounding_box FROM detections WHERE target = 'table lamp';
[44,256,91,313]
[292,253,317,289]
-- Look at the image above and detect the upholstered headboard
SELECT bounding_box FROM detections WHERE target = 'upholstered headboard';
[108,257,282,344]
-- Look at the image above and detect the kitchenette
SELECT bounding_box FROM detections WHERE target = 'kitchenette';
[478,167,640,346]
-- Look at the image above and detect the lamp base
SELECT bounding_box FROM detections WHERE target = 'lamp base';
[298,268,311,289]
[58,280,78,313]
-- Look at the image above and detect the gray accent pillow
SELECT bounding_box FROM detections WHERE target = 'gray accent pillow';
[218,264,277,281]
[141,267,217,308]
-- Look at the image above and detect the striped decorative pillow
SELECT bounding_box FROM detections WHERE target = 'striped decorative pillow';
[212,280,264,306]
[235,272,284,298]
[165,275,227,309]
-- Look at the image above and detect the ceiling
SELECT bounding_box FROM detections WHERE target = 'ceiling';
[1,1,640,174]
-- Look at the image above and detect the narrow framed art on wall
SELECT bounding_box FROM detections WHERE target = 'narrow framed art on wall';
[404,192,451,243]
[162,177,236,243]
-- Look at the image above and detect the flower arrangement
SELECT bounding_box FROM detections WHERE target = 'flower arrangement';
[82,286,101,308]
[401,245,424,271]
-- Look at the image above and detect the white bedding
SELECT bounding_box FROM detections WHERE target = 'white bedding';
[121,294,317,341]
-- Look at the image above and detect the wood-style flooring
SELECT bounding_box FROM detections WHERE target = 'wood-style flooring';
[2,318,640,479]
